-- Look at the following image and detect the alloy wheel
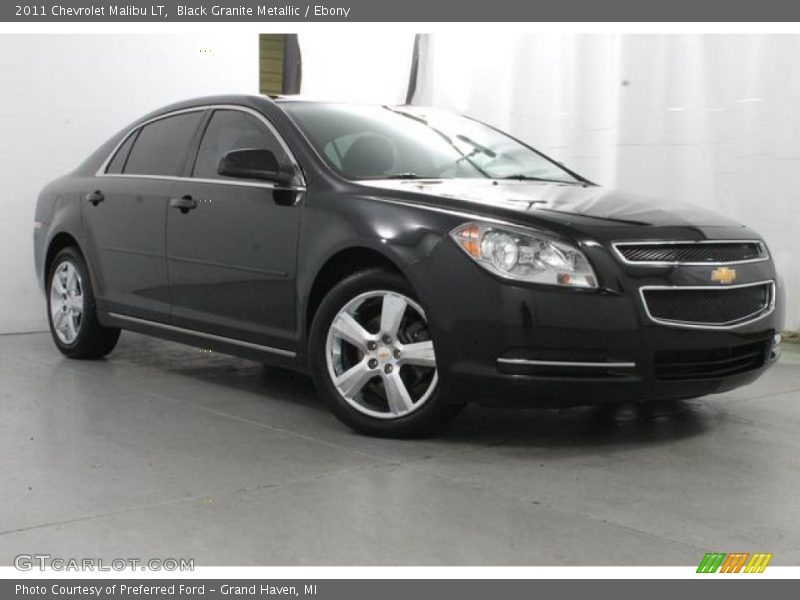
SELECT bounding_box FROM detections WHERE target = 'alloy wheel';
[325,290,438,419]
[49,261,84,345]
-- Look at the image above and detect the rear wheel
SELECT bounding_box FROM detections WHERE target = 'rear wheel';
[46,247,120,359]
[309,269,464,437]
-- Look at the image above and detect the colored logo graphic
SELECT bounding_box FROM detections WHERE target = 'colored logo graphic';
[697,552,773,573]
[711,266,737,284]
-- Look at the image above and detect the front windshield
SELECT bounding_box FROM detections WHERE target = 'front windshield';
[282,103,581,183]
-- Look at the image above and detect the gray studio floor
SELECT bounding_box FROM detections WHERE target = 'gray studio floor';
[1,330,799,566]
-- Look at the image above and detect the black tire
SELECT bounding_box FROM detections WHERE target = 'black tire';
[309,269,464,438]
[46,247,120,359]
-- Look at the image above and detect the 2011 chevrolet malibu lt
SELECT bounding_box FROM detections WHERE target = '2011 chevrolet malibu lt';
[33,95,783,437]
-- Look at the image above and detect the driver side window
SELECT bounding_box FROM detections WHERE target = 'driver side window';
[192,110,290,180]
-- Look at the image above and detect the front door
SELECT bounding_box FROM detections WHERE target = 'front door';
[166,108,302,352]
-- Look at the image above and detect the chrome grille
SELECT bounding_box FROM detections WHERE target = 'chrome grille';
[640,281,774,328]
[615,241,766,265]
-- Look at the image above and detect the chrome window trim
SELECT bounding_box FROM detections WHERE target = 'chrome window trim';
[612,239,769,266]
[95,104,306,190]
[497,358,636,369]
[95,172,306,192]
[107,312,296,358]
[638,280,776,330]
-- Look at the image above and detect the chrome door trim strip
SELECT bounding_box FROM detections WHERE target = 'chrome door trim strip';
[638,280,776,330]
[95,103,306,189]
[612,239,769,266]
[107,312,296,358]
[496,358,637,368]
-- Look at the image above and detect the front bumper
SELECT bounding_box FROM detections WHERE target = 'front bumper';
[414,234,783,407]
[443,332,780,407]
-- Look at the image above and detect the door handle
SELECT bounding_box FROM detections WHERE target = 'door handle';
[85,190,104,206]
[170,195,197,214]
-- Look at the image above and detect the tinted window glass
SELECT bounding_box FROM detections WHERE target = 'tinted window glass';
[106,131,138,174]
[192,110,290,179]
[124,111,203,176]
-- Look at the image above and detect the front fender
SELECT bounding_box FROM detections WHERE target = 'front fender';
[295,192,462,346]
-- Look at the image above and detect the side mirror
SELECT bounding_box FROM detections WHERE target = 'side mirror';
[217,148,296,186]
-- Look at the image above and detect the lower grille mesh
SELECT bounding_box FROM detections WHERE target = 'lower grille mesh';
[654,342,769,380]
[643,284,771,326]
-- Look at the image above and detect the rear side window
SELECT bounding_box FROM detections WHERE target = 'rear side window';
[192,110,290,180]
[105,131,138,174]
[124,111,203,176]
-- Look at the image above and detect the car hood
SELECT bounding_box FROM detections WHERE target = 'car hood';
[357,179,742,228]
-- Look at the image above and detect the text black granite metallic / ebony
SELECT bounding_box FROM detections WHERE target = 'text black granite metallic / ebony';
[33,95,783,436]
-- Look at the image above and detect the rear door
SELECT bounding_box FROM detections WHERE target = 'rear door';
[84,110,205,321]
[166,108,303,352]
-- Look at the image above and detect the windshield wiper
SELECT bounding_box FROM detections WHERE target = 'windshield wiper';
[386,108,493,178]
[499,174,578,184]
[456,134,496,159]
[379,173,430,180]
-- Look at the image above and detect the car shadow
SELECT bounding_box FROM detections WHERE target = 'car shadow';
[109,333,713,449]
[438,400,711,449]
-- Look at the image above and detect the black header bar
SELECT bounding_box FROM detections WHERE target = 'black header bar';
[4,0,800,22]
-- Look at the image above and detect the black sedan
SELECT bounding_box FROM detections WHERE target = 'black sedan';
[34,95,783,437]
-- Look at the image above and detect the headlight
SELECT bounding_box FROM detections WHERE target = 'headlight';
[450,222,598,288]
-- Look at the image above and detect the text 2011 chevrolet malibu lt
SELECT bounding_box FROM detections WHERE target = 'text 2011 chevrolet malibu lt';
[34,96,783,436]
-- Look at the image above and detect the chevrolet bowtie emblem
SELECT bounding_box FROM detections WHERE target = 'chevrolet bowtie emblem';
[711,267,737,284]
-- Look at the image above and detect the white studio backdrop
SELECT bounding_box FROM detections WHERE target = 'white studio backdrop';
[298,32,416,104]
[1,33,797,332]
[0,34,258,333]
[412,33,800,329]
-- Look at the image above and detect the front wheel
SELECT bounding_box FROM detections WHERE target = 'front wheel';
[309,269,464,438]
